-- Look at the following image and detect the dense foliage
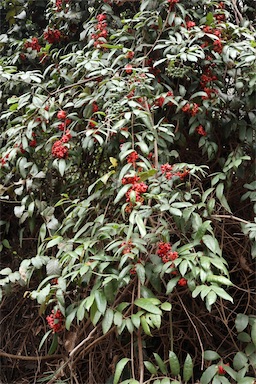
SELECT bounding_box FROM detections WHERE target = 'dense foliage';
[0,0,255,383]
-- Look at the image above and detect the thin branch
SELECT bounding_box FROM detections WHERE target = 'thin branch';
[49,76,102,96]
[137,281,144,384]
[211,214,250,225]
[0,350,64,361]
[69,326,98,358]
[177,294,205,371]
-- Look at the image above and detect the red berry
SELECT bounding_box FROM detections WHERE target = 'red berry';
[57,110,67,120]
[218,365,226,375]
[125,64,133,74]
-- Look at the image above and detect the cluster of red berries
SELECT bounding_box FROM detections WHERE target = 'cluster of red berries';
[123,51,135,74]
[182,102,199,116]
[56,110,72,131]
[157,242,179,264]
[92,14,108,48]
[120,240,134,255]
[122,173,148,212]
[46,309,64,333]
[201,25,223,54]
[122,175,140,185]
[24,37,41,52]
[125,181,148,203]
[154,91,173,108]
[157,242,188,286]
[55,0,69,12]
[130,259,142,275]
[52,128,72,159]
[0,153,9,167]
[127,151,139,166]
[119,240,141,276]
[87,101,100,129]
[51,140,68,159]
[196,125,207,136]
[168,0,179,10]
[186,20,196,29]
[178,277,187,286]
[125,64,133,74]
[58,119,72,131]
[29,132,37,147]
[161,163,190,180]
[201,69,218,99]
[214,1,226,22]
[44,28,61,44]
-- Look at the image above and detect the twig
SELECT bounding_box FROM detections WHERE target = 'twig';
[0,350,64,361]
[69,326,98,358]
[137,281,144,384]
[177,294,205,371]
[73,326,116,365]
[231,0,244,25]
[49,76,102,96]
[211,214,250,225]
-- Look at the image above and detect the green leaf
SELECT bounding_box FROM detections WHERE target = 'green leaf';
[151,314,162,329]
[48,333,58,355]
[131,313,142,329]
[237,378,256,384]
[251,320,256,347]
[144,361,158,374]
[0,267,12,275]
[140,286,156,299]
[95,290,107,314]
[2,239,11,249]
[235,314,249,333]
[183,353,193,382]
[169,351,180,376]
[113,358,130,384]
[136,263,145,285]
[224,365,238,381]
[90,303,102,326]
[77,300,86,322]
[160,379,171,384]
[211,286,234,303]
[160,302,172,311]
[153,352,167,374]
[233,352,248,370]
[114,311,123,327]
[204,350,221,361]
[192,285,203,298]
[37,284,51,304]
[135,214,147,238]
[58,159,66,177]
[114,184,131,204]
[166,277,180,294]
[200,365,218,384]
[134,298,162,315]
[138,169,157,181]
[66,309,76,331]
[141,315,152,336]
[202,235,219,254]
[206,275,233,286]
[179,260,188,276]
[38,329,52,351]
[169,207,182,217]
[237,332,251,342]
[216,183,231,212]
[46,236,63,249]
[102,308,114,334]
